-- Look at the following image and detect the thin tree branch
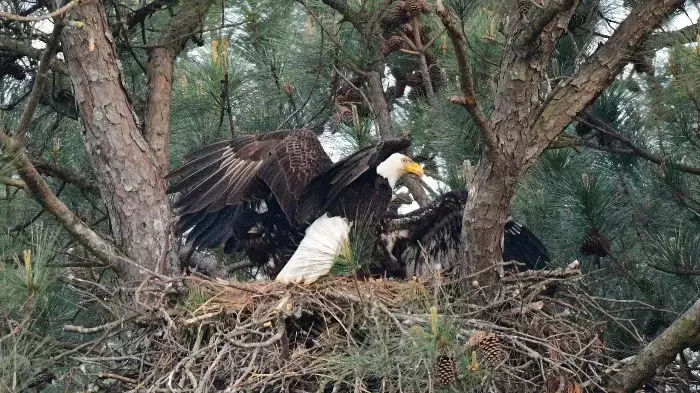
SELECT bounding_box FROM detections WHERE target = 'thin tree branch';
[0,0,80,22]
[126,0,169,28]
[14,24,64,140]
[605,298,700,392]
[436,0,495,152]
[30,158,101,195]
[647,264,700,277]
[0,38,68,74]
[320,0,362,30]
[574,113,700,176]
[0,177,25,189]
[10,181,67,233]
[646,22,699,51]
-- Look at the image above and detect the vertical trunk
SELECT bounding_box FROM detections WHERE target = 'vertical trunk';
[61,0,177,279]
[459,154,517,286]
[365,70,393,140]
[145,47,176,177]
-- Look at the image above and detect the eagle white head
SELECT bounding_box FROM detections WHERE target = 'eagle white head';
[376,153,425,188]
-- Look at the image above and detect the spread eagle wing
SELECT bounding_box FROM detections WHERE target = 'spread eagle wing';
[296,138,411,224]
[166,129,332,250]
[379,189,550,274]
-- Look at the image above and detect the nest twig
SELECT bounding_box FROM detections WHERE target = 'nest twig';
[62,265,688,392]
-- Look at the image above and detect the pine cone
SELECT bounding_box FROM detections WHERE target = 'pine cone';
[435,354,457,386]
[381,8,407,29]
[394,0,407,11]
[580,229,610,257]
[406,0,430,16]
[466,331,505,365]
[400,23,413,34]
[518,0,531,17]
[388,35,407,51]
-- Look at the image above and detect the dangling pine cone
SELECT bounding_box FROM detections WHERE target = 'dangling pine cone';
[518,0,531,17]
[406,0,430,16]
[388,35,407,51]
[380,8,408,29]
[580,229,610,258]
[393,0,407,11]
[435,354,457,386]
[466,331,505,366]
[400,22,413,34]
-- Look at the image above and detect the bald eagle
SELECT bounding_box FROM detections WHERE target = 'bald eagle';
[379,189,550,276]
[166,129,424,283]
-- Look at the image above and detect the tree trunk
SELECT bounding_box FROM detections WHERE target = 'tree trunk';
[145,0,213,177]
[61,0,176,279]
[145,47,176,178]
[365,70,393,140]
[455,0,683,289]
[459,154,518,285]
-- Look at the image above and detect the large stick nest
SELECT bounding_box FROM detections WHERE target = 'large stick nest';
[79,263,640,392]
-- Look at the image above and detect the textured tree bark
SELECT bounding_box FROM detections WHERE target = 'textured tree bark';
[61,0,176,279]
[365,70,393,140]
[449,0,683,288]
[145,0,213,176]
[606,298,700,392]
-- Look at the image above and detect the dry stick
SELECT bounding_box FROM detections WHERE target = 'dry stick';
[96,372,137,385]
[0,0,80,22]
[0,177,25,188]
[63,313,137,334]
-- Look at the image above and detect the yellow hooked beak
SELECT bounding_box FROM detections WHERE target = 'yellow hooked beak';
[403,160,425,178]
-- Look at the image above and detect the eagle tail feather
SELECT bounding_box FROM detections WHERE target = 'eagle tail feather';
[275,214,352,285]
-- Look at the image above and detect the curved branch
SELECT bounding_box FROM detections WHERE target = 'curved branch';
[567,114,700,176]
[606,298,700,392]
[436,1,495,153]
[0,0,80,22]
[535,0,685,142]
[0,38,68,74]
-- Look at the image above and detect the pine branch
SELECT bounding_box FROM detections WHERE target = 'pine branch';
[567,113,700,176]
[647,264,700,277]
[646,22,699,51]
[436,0,495,153]
[0,127,148,276]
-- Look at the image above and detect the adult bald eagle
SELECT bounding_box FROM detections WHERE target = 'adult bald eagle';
[379,189,550,276]
[166,129,424,283]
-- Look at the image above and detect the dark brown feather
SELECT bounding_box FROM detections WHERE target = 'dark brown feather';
[296,138,410,223]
